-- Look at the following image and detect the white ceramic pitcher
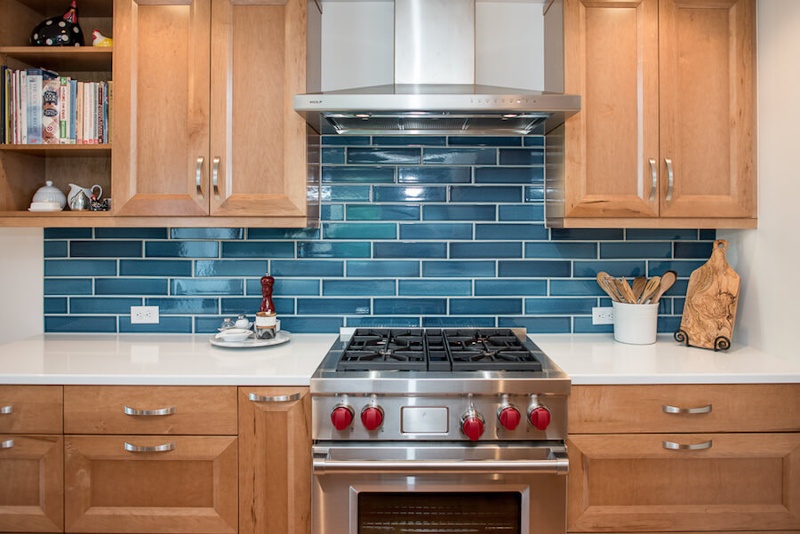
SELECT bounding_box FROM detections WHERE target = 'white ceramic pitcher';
[68,183,102,205]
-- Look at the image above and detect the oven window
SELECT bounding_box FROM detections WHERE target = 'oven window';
[358,492,521,534]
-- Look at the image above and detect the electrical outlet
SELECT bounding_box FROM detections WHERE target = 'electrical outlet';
[130,305,159,324]
[592,307,614,325]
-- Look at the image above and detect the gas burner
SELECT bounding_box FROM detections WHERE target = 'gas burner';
[337,329,427,371]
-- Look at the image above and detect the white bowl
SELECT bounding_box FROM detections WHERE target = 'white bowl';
[215,328,253,342]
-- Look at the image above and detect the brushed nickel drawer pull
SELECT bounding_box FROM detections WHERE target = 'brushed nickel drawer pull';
[0,405,12,415]
[249,392,303,403]
[648,158,657,202]
[665,158,674,203]
[124,441,176,453]
[662,404,712,414]
[195,156,205,200]
[0,439,13,449]
[124,405,177,416]
[662,439,713,451]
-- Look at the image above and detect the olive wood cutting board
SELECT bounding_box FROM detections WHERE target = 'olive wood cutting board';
[675,239,740,351]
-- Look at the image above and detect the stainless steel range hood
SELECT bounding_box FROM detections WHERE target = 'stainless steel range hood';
[294,0,580,136]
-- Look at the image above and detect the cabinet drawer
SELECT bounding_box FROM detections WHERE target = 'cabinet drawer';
[569,384,800,433]
[0,386,63,434]
[567,432,800,532]
[64,435,237,533]
[64,386,237,435]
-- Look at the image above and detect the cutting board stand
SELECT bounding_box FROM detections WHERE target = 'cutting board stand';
[674,239,740,351]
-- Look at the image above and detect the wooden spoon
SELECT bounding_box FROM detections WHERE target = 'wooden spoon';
[649,270,677,303]
[596,271,621,302]
[638,275,661,304]
[614,277,638,304]
[631,276,647,302]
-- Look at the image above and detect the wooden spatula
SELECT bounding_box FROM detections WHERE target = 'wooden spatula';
[638,275,661,304]
[596,271,621,302]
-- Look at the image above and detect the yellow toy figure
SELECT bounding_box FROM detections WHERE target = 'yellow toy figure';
[91,29,112,47]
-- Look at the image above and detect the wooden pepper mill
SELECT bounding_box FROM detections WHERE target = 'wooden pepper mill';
[259,273,275,313]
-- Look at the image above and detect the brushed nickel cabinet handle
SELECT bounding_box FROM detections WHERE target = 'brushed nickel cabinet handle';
[662,404,712,414]
[212,156,221,201]
[249,392,303,403]
[648,158,657,202]
[0,405,12,415]
[124,405,177,416]
[0,439,13,449]
[124,441,176,453]
[665,158,674,203]
[195,156,205,200]
[663,439,713,451]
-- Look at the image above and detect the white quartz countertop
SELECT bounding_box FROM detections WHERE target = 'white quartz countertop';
[0,332,799,386]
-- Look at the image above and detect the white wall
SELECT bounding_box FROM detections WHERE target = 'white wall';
[720,0,800,358]
[0,228,43,340]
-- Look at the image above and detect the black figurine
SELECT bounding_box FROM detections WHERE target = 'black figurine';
[30,0,85,47]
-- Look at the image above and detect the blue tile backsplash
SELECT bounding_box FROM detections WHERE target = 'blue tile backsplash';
[43,135,714,334]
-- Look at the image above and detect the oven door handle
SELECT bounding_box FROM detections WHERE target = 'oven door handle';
[313,452,569,475]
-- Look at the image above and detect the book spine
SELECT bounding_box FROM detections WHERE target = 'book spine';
[18,70,27,144]
[96,82,104,144]
[58,77,69,143]
[42,76,60,144]
[69,79,77,143]
[0,66,6,144]
[76,81,84,144]
[25,69,43,144]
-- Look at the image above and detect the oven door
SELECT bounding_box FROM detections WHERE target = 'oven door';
[312,441,568,534]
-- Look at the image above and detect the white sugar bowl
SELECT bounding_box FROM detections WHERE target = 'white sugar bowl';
[32,181,67,209]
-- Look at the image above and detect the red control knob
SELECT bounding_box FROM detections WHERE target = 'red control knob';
[529,406,551,431]
[498,406,521,430]
[461,414,485,441]
[331,405,354,430]
[361,405,384,431]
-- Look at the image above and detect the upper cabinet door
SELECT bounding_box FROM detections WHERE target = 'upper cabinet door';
[112,0,212,216]
[658,0,756,219]
[208,0,309,218]
[562,0,660,219]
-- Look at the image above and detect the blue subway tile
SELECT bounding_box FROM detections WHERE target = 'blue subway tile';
[323,185,371,202]
[523,136,545,147]
[573,261,647,278]
[450,298,522,315]
[45,316,117,333]
[626,229,699,241]
[119,316,193,333]
[423,148,496,165]
[498,260,571,278]
[172,279,244,296]
[322,135,371,146]
[221,297,269,315]
[298,298,371,315]
[374,186,447,203]
[398,167,471,184]
[45,278,93,295]
[170,228,244,240]
[146,241,219,258]
[551,228,624,241]
[374,242,447,259]
[398,280,472,296]
[346,204,420,221]
[70,241,142,258]
[474,280,547,296]
[95,228,168,239]
[195,260,266,277]
[221,242,295,258]
[658,316,682,333]
[347,147,421,165]
[271,260,344,277]
[322,147,346,164]
[71,297,141,314]
[145,298,218,315]
[279,316,343,333]
[373,298,447,315]
[44,241,68,257]
[498,204,544,222]
[322,166,396,183]
[298,241,371,258]
[95,278,168,296]
[323,223,397,240]
[524,185,545,202]
[525,242,597,259]
[373,136,446,146]
[699,229,717,240]
[498,148,545,165]
[647,261,704,277]
[44,298,67,313]
[475,223,548,241]
[347,260,420,278]
[450,242,522,259]
[549,280,605,297]
[498,316,571,333]
[399,223,472,240]
[423,316,496,328]
[600,242,672,259]
[448,136,522,147]
[423,205,496,221]
[525,298,595,315]
[45,260,116,277]
[195,316,229,334]
[246,278,320,296]
[422,261,495,277]
[474,167,543,184]
[44,228,92,239]
[573,317,614,334]
[346,317,421,328]
[450,186,522,203]
[674,242,714,259]
[321,204,345,221]
[247,228,320,240]
[120,260,192,277]
[322,280,395,296]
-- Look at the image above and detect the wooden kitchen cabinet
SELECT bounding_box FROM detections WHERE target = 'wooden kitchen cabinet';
[238,386,311,534]
[63,385,239,534]
[544,0,757,229]
[567,384,800,532]
[0,385,64,533]
[111,0,320,227]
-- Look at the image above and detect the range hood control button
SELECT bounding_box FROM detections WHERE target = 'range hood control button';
[331,405,354,430]
[528,405,551,431]
[498,406,521,430]
[361,405,384,431]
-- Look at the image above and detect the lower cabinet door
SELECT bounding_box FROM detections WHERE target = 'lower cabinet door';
[0,435,63,532]
[567,433,800,532]
[64,435,238,533]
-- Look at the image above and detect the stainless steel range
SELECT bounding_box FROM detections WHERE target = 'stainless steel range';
[310,328,571,534]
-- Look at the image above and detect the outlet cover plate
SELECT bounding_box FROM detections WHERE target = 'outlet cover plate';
[131,306,159,324]
[592,307,614,325]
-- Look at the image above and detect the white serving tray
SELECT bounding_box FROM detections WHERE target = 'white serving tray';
[209,329,291,349]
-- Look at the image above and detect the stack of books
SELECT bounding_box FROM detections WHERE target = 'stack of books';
[1,67,111,145]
